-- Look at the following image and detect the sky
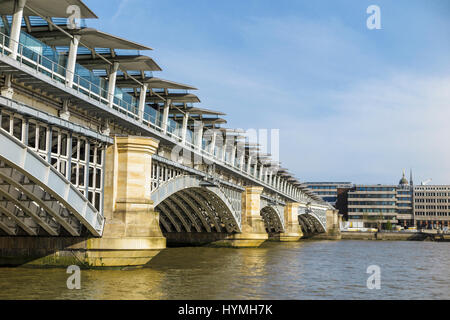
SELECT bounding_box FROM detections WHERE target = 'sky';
[85,0,450,185]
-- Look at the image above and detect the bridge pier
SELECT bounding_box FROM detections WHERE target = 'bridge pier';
[310,209,342,240]
[212,186,268,248]
[270,203,303,241]
[86,136,166,268]
[0,136,166,269]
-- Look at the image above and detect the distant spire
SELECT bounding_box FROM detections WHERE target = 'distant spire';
[410,169,414,186]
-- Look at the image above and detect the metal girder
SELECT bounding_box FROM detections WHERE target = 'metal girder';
[169,194,202,232]
[0,130,104,236]
[310,208,327,231]
[174,192,212,233]
[0,167,81,236]
[298,215,312,234]
[0,196,38,235]
[260,205,285,233]
[0,212,17,235]
[183,189,221,233]
[0,183,60,235]
[306,214,323,233]
[195,188,238,233]
[152,173,242,234]
[298,213,325,234]
[157,202,181,233]
[159,214,172,233]
[163,198,192,232]
[260,198,285,231]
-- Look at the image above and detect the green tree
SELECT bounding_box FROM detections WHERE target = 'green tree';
[385,220,392,231]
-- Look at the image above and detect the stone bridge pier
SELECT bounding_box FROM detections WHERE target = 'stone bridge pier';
[0,135,167,268]
[322,209,342,240]
[210,186,268,247]
[269,203,303,242]
[87,136,166,267]
[307,208,342,240]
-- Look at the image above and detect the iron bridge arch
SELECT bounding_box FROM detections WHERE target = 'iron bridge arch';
[260,199,285,233]
[298,206,327,235]
[151,175,242,234]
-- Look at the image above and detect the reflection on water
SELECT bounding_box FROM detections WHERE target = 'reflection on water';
[0,240,449,300]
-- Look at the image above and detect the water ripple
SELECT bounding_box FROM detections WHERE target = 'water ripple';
[0,240,449,299]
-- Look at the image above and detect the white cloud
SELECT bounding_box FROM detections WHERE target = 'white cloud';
[281,73,450,184]
[142,13,450,185]
[111,0,132,22]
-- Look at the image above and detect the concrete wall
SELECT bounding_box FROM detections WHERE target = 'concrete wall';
[341,231,427,241]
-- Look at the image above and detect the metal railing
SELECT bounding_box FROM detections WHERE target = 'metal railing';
[0,30,322,207]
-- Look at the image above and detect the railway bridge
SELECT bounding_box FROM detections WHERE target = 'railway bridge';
[0,0,340,268]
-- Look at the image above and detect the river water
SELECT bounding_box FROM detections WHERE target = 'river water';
[0,240,449,300]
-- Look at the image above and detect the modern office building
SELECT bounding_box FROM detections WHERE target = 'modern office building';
[346,172,414,229]
[306,182,353,205]
[310,171,435,230]
[413,185,450,229]
[347,184,399,229]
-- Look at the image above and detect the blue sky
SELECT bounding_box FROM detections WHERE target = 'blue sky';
[85,0,450,185]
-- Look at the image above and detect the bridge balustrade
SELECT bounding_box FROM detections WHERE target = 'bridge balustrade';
[0,28,319,208]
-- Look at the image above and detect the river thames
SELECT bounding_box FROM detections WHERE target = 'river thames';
[0,240,448,300]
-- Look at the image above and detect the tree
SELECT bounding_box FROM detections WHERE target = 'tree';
[385,220,392,231]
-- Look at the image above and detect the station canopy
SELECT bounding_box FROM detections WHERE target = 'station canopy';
[0,4,200,97]
[76,54,161,72]
[21,25,159,72]
[186,117,227,125]
[116,77,196,90]
[178,116,227,126]
[166,106,226,128]
[180,117,227,130]
[145,93,201,104]
[170,107,225,116]
[28,28,153,50]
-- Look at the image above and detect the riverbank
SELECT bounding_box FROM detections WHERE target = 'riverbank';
[341,231,450,241]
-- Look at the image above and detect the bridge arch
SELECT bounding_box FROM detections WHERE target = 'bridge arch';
[260,202,285,233]
[298,206,327,236]
[151,175,242,233]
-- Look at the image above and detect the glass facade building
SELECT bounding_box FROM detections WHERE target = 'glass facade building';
[306,182,353,205]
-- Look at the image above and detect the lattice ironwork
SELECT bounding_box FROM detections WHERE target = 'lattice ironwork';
[0,130,104,236]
